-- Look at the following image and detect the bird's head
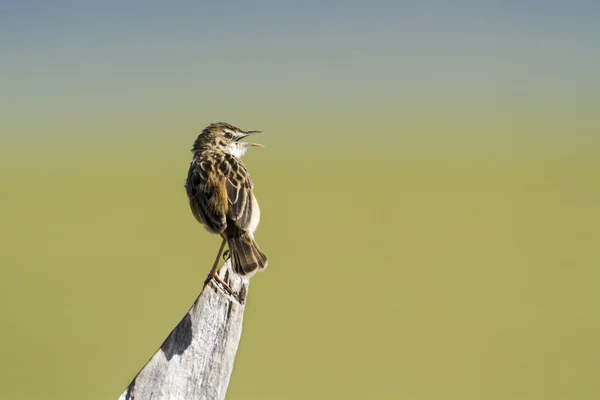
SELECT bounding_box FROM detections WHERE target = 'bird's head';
[193,122,264,158]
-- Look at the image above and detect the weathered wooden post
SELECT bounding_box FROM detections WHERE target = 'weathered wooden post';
[118,260,249,400]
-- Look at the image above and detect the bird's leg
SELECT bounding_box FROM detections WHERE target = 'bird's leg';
[204,238,234,295]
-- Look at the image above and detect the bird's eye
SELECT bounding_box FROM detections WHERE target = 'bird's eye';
[224,132,233,139]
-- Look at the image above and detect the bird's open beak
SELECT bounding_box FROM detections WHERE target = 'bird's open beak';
[238,130,265,148]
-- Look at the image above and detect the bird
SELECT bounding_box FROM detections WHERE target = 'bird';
[185,122,268,294]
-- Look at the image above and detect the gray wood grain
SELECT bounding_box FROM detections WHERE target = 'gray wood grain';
[118,260,249,400]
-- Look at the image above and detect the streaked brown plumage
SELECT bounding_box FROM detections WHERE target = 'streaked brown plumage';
[185,122,267,293]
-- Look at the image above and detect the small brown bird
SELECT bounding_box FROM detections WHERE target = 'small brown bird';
[185,122,268,293]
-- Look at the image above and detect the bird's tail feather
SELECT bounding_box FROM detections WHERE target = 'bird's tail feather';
[227,234,268,276]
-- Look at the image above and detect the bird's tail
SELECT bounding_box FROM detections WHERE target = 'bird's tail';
[227,233,268,276]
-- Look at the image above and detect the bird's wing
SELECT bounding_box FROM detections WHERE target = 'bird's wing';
[222,154,256,231]
[185,159,227,233]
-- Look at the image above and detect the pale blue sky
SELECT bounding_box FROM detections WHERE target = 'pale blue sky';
[1,1,599,137]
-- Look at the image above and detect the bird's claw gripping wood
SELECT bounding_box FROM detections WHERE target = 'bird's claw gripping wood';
[204,269,234,296]
[202,238,234,296]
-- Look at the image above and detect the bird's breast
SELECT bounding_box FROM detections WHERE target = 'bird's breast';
[247,194,261,236]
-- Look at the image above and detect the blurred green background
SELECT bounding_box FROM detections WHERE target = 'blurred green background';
[1,2,600,399]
